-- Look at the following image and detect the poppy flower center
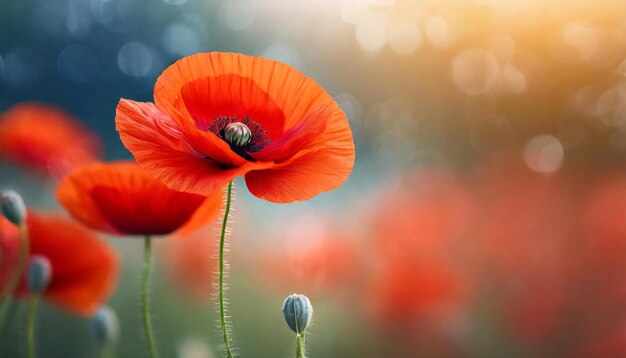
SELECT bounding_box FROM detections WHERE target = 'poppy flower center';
[208,116,271,160]
[224,122,252,147]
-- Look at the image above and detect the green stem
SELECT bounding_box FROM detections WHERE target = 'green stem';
[296,333,305,358]
[219,181,234,358]
[0,298,18,337]
[26,294,38,358]
[100,344,114,358]
[142,235,157,358]
[0,224,29,314]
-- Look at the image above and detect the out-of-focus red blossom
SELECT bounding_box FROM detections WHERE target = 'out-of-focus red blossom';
[0,212,118,316]
[259,214,359,294]
[264,237,359,293]
[470,153,576,344]
[56,161,223,237]
[581,174,626,264]
[366,258,463,325]
[362,171,473,357]
[372,171,472,261]
[0,103,102,179]
[470,153,626,357]
[577,324,626,358]
[366,171,473,326]
[159,229,217,302]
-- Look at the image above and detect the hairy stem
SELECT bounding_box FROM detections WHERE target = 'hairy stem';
[219,181,234,358]
[0,224,29,315]
[296,333,306,358]
[142,235,157,358]
[26,294,38,358]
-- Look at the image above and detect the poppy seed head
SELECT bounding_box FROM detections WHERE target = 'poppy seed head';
[224,122,253,147]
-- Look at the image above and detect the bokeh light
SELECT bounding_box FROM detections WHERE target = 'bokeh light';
[3,0,626,357]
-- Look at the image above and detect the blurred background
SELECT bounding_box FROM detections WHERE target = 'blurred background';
[2,0,626,357]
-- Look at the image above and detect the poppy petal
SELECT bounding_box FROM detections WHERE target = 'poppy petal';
[251,105,330,163]
[180,74,286,142]
[154,52,332,136]
[58,161,220,236]
[27,212,118,316]
[116,100,260,195]
[0,103,102,178]
[176,188,224,237]
[3,212,119,316]
[154,100,247,167]
[55,165,117,234]
[244,137,355,203]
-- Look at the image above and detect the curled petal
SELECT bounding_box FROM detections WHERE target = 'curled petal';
[116,99,264,196]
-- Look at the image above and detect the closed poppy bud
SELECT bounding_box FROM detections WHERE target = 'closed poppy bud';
[0,190,26,225]
[90,306,120,346]
[27,255,52,294]
[223,122,252,147]
[282,294,313,334]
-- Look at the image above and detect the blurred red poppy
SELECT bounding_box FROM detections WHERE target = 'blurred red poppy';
[116,52,354,203]
[259,213,359,294]
[56,161,223,236]
[0,103,102,179]
[470,153,577,344]
[0,212,118,316]
[366,258,463,326]
[365,171,471,328]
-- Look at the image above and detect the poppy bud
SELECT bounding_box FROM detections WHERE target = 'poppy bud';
[282,294,313,334]
[0,190,26,225]
[27,256,52,294]
[90,306,120,346]
[223,122,252,147]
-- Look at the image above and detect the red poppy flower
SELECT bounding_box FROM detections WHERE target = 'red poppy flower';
[56,161,223,236]
[0,212,118,316]
[115,52,355,203]
[365,172,470,328]
[0,103,102,179]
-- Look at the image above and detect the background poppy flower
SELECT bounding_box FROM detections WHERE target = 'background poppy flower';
[256,213,360,294]
[365,171,471,328]
[0,212,118,316]
[0,103,102,179]
[116,52,355,203]
[55,161,223,236]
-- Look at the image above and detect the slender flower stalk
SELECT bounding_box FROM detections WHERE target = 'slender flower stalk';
[25,256,51,358]
[0,299,19,335]
[100,345,114,358]
[26,294,39,358]
[0,223,29,314]
[218,181,234,358]
[142,235,157,358]
[296,333,305,358]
